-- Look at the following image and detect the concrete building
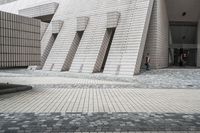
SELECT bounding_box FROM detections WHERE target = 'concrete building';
[0,0,16,5]
[0,0,199,76]
[0,11,41,68]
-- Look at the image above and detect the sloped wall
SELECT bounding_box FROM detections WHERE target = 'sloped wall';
[103,0,155,76]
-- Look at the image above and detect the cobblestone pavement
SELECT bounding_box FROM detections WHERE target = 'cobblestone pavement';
[0,113,200,132]
[0,68,200,89]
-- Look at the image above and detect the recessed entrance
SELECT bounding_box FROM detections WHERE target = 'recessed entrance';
[169,22,197,67]
[166,0,200,68]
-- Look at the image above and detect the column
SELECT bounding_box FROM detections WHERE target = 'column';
[197,20,200,67]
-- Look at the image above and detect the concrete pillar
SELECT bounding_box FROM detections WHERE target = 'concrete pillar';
[197,20,200,67]
[142,0,169,69]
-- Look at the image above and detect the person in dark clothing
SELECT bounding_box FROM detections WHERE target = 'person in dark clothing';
[145,53,151,70]
[179,48,185,66]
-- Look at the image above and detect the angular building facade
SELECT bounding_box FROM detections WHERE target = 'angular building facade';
[0,0,199,76]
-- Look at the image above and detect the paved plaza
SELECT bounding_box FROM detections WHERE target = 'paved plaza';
[0,69,200,132]
[0,87,200,113]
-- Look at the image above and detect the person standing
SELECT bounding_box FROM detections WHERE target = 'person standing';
[145,53,151,70]
[179,48,184,66]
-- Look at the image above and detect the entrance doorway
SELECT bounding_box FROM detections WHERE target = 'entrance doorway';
[169,22,197,67]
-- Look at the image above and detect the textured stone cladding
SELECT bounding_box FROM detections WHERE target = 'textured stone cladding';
[0,11,41,68]
[0,0,16,5]
[41,0,154,77]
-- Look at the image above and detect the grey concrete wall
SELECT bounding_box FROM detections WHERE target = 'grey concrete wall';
[142,0,169,69]
[197,20,200,67]
[0,11,40,68]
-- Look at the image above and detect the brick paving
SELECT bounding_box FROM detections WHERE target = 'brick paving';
[0,69,200,132]
[0,113,200,132]
[1,69,200,89]
[0,87,200,113]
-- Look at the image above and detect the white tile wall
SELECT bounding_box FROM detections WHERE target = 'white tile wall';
[43,19,77,71]
[77,17,89,31]
[104,0,154,76]
[107,11,120,28]
[69,14,107,73]
[0,0,160,76]
[52,20,63,34]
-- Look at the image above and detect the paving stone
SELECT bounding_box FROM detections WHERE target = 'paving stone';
[0,69,200,132]
[0,113,199,132]
[1,69,200,89]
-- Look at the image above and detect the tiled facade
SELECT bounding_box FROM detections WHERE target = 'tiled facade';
[0,11,40,68]
[0,0,199,76]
